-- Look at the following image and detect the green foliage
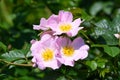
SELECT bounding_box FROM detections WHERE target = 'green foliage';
[104,45,120,57]
[0,0,120,80]
[90,1,113,16]
[1,50,25,61]
[86,60,97,71]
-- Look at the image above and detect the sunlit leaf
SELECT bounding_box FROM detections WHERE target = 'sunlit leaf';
[86,61,97,71]
[99,68,109,78]
[97,59,107,68]
[26,51,32,58]
[93,19,119,45]
[103,45,120,57]
[1,50,25,61]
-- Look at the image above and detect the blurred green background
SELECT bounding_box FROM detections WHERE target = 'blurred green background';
[0,0,120,80]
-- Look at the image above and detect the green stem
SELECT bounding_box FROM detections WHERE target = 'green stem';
[0,59,32,67]
[119,38,120,46]
[80,31,94,44]
[91,44,106,47]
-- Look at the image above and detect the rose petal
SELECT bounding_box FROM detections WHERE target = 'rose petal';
[58,10,73,22]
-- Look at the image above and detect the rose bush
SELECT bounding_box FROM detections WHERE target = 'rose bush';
[0,0,120,80]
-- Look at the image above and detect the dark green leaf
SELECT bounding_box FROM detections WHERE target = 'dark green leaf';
[93,19,119,45]
[102,34,118,45]
[0,42,7,52]
[9,59,26,69]
[56,76,67,80]
[103,1,113,15]
[111,15,120,33]
[18,76,34,80]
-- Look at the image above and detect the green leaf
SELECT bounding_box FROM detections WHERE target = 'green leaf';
[0,42,7,52]
[26,51,32,58]
[94,19,111,36]
[103,45,120,57]
[15,68,29,76]
[111,15,120,33]
[0,0,14,30]
[9,60,26,69]
[25,0,32,4]
[90,1,113,16]
[103,2,113,15]
[1,50,25,61]
[102,33,118,45]
[56,76,67,80]
[93,19,119,45]
[18,76,34,80]
[99,68,109,78]
[68,70,77,76]
[71,8,93,21]
[86,61,97,71]
[97,59,107,68]
[93,19,111,39]
[90,2,103,16]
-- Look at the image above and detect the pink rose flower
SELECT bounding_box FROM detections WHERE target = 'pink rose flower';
[31,34,61,70]
[33,10,83,37]
[33,14,58,31]
[114,33,120,39]
[50,10,83,37]
[57,37,89,66]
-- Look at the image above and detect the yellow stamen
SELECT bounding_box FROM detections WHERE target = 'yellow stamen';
[62,46,74,57]
[42,48,53,61]
[59,24,72,32]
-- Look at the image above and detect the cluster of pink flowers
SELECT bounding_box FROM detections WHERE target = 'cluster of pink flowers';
[30,10,89,70]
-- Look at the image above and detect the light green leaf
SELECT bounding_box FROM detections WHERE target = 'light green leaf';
[1,50,25,61]
[94,19,110,36]
[97,59,107,68]
[99,68,109,78]
[86,61,97,71]
[26,51,32,58]
[90,2,103,16]
[103,45,120,57]
[93,19,111,38]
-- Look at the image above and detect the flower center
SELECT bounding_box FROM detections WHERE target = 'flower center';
[42,48,53,61]
[59,24,72,32]
[62,46,74,57]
